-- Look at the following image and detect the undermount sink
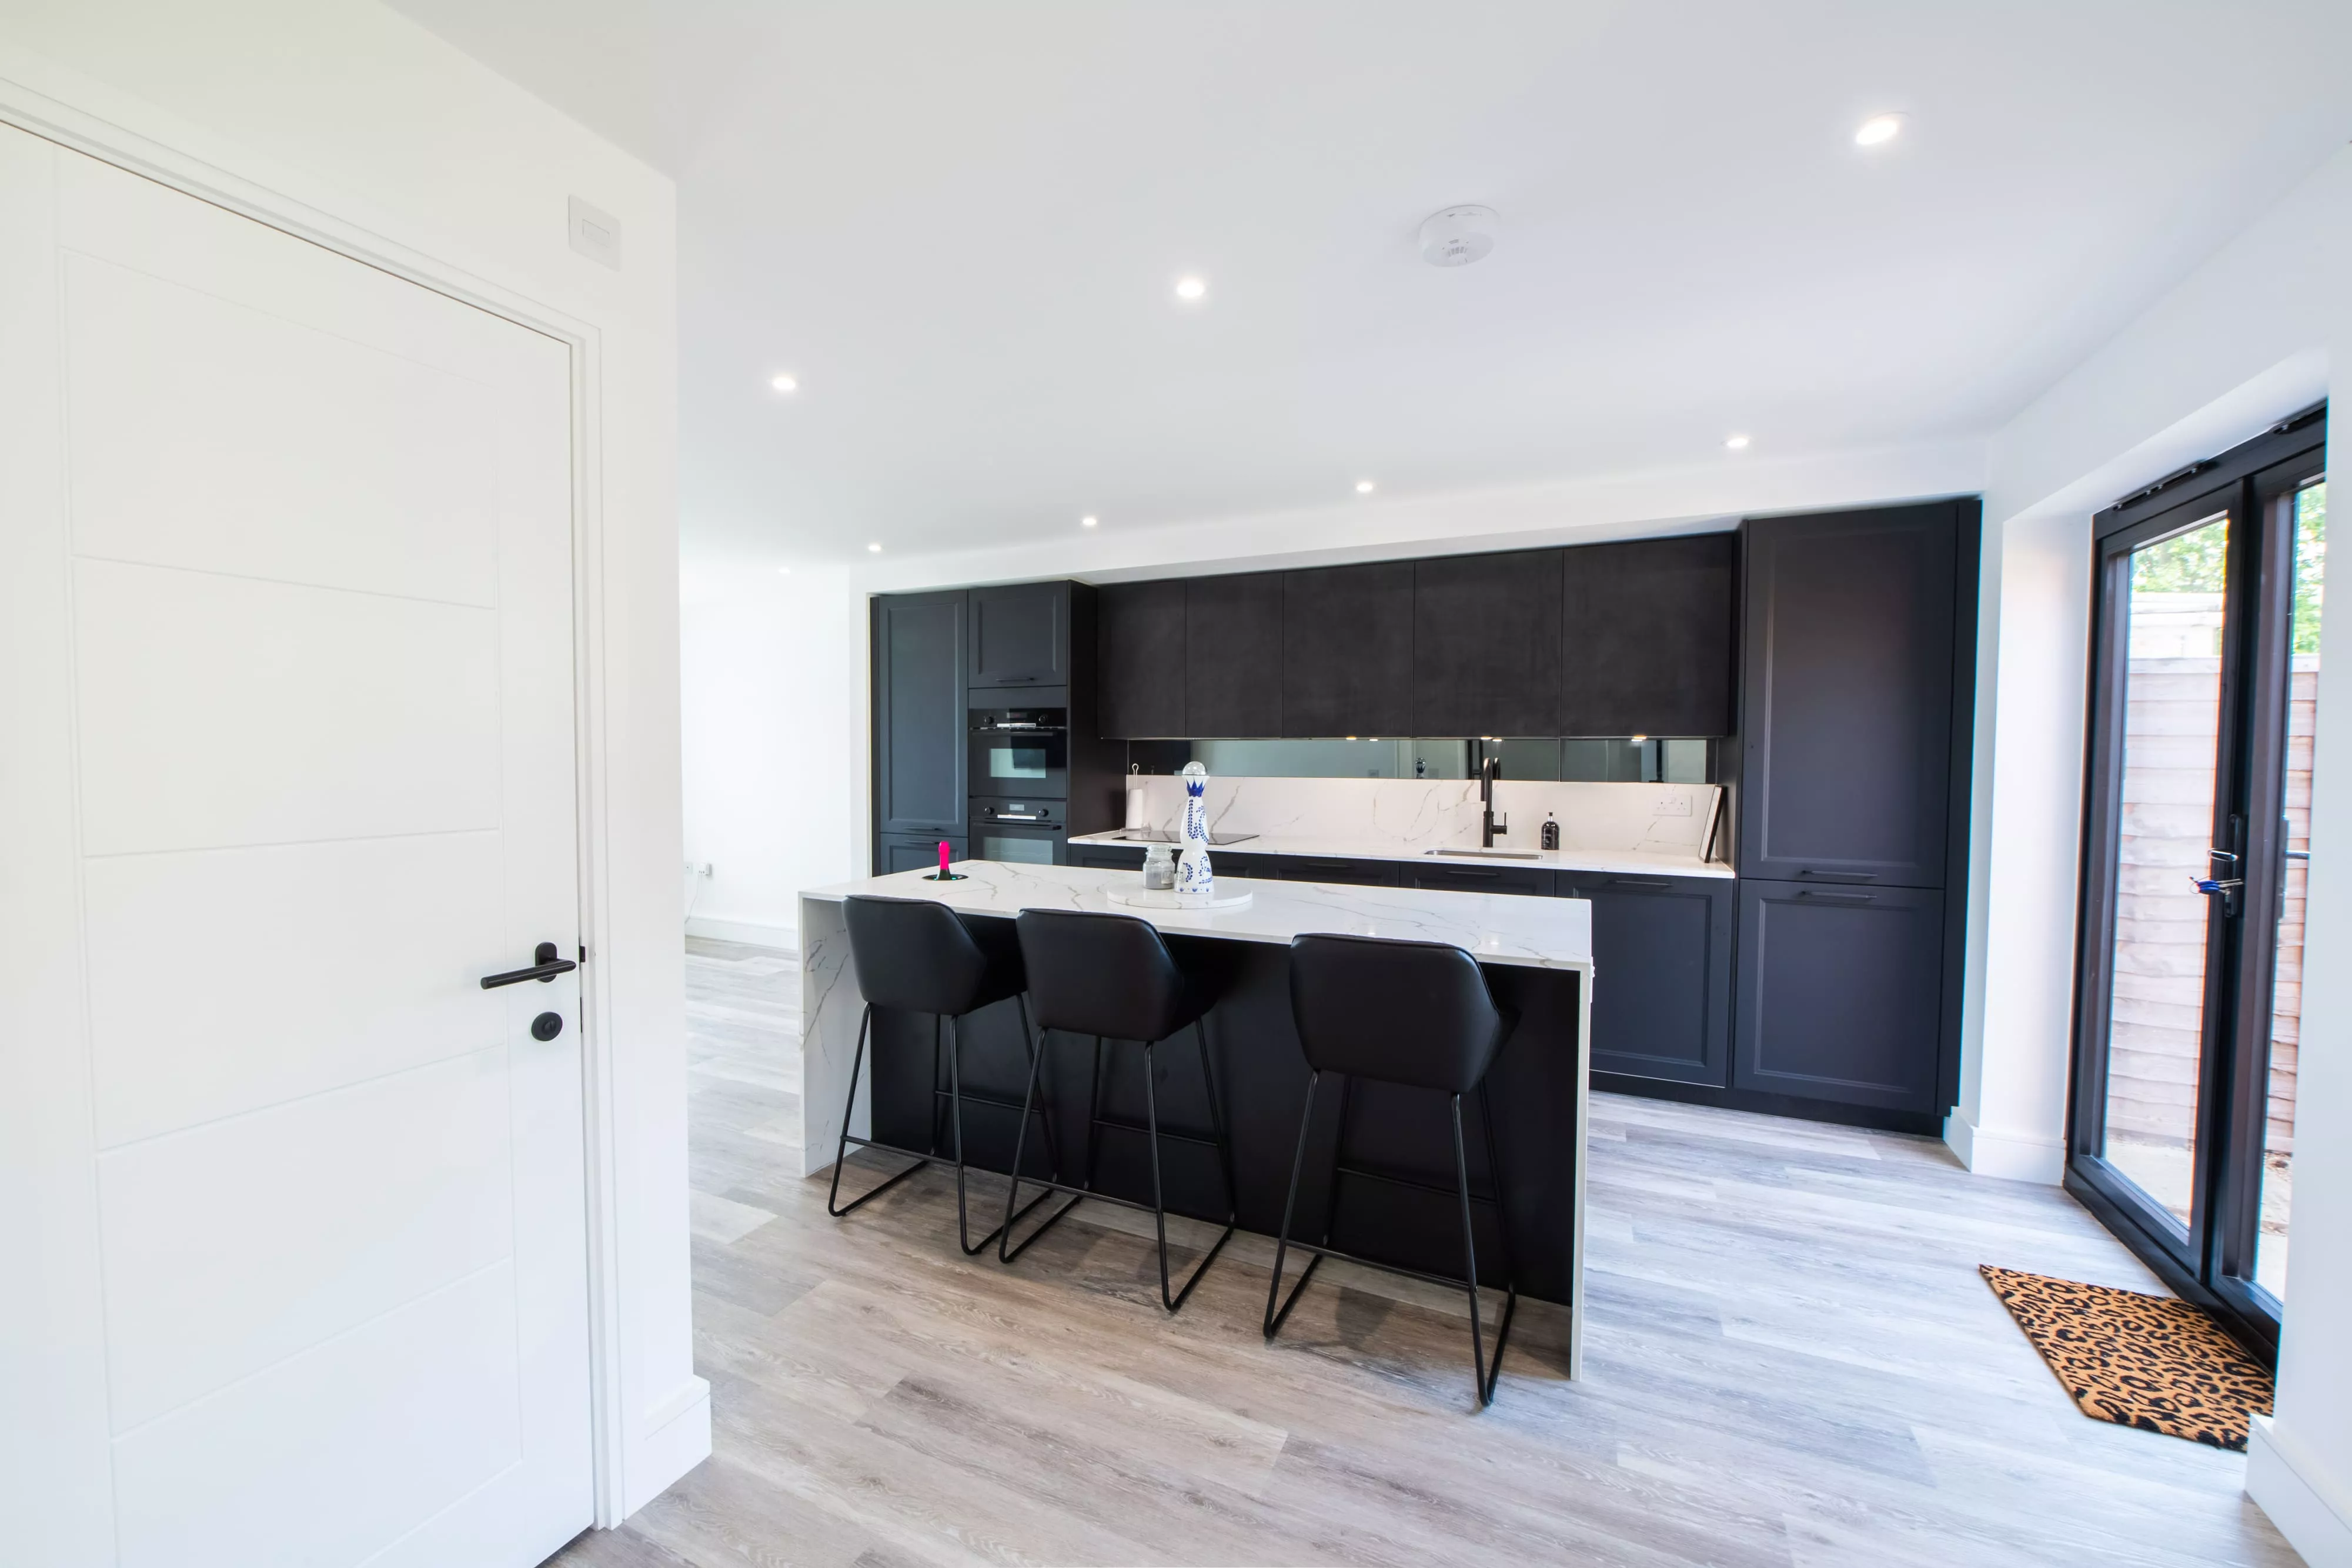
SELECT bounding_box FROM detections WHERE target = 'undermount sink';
[1425,847,1541,861]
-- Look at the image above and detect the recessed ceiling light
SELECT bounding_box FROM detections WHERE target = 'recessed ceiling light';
[770,373,799,393]
[867,542,882,553]
[1355,479,1377,494]
[1725,433,1752,450]
[1854,113,1906,148]
[1081,515,1098,528]
[776,566,791,576]
[1173,275,1207,302]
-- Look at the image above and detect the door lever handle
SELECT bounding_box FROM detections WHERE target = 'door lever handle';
[480,942,579,989]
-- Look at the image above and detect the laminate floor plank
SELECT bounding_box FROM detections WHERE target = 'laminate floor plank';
[547,940,2296,1568]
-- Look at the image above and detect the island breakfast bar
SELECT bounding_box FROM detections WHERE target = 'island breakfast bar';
[799,861,1595,1375]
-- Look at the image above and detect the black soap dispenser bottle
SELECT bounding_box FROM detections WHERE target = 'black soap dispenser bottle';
[1541,811,1559,851]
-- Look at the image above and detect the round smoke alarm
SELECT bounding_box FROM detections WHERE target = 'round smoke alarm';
[1419,205,1497,267]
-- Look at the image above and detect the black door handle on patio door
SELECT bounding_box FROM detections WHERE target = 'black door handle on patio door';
[480,942,579,989]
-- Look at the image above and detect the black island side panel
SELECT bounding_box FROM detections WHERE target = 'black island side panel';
[863,925,1583,1301]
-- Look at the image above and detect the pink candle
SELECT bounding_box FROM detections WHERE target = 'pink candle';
[937,839,950,877]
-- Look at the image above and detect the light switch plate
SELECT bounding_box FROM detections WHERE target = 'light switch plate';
[568,196,622,269]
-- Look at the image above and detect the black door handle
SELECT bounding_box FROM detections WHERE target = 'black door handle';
[481,942,579,989]
[1606,877,1673,887]
[1794,891,1876,905]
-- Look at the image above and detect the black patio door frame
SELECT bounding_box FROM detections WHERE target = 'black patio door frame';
[2067,407,2325,1362]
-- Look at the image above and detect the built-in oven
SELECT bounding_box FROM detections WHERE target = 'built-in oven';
[969,706,1067,797]
[971,796,1066,865]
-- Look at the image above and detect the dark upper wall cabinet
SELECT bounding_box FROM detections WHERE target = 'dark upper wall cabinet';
[1098,580,1186,738]
[1187,572,1284,737]
[1562,533,1736,737]
[1414,550,1563,737]
[1738,503,1960,887]
[1281,563,1414,737]
[1732,880,1945,1113]
[969,581,1069,687]
[873,590,967,842]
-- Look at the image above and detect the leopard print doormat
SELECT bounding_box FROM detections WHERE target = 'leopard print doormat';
[1979,1265,2273,1450]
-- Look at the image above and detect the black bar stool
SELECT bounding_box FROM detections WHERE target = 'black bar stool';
[1267,932,1520,1406]
[828,894,1061,1255]
[998,908,1238,1312]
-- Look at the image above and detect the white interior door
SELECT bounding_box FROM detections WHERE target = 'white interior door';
[0,126,592,1567]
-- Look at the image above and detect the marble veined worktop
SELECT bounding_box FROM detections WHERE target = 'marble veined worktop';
[802,859,1594,972]
[1067,829,1732,881]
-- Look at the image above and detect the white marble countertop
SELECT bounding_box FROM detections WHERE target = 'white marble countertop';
[801,860,1594,971]
[1066,828,1733,881]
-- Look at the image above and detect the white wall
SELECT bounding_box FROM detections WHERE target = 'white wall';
[0,0,704,1537]
[1956,145,2351,1559]
[680,566,859,947]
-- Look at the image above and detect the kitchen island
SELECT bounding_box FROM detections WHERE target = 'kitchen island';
[799,861,1593,1375]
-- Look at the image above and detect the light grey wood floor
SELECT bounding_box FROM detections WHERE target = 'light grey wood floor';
[550,937,2296,1567]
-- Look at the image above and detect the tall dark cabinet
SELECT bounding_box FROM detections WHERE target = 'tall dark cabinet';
[1097,580,1186,738]
[1729,499,1978,1125]
[872,590,968,865]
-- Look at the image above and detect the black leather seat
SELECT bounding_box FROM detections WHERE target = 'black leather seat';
[998,908,1238,1312]
[829,894,1060,1254]
[1268,932,1521,1406]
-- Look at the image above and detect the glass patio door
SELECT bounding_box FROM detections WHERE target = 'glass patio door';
[2070,412,2325,1357]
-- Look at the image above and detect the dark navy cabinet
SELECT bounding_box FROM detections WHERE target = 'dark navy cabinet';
[1732,880,1945,1113]
[969,580,1070,688]
[1738,504,1959,887]
[1070,842,1147,871]
[872,590,967,849]
[1266,855,1397,887]
[878,834,966,876]
[1400,861,1555,898]
[1560,873,1735,1086]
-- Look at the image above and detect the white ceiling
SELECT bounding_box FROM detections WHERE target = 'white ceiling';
[388,0,2352,566]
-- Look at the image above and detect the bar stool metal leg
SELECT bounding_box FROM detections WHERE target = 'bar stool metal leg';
[827,1004,933,1216]
[1452,1091,1516,1407]
[1142,1037,1235,1313]
[998,1025,1089,1263]
[1264,1070,1325,1337]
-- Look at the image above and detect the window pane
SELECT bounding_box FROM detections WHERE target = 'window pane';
[2256,480,2324,1299]
[2101,511,2230,1228]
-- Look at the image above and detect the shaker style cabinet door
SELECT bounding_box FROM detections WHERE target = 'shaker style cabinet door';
[1097,579,1186,738]
[968,580,1069,688]
[873,590,968,839]
[1281,562,1415,737]
[1732,880,1945,1112]
[1562,874,1734,1086]
[1187,571,1285,737]
[1738,504,1958,887]
[1412,549,1563,737]
[1561,533,1736,737]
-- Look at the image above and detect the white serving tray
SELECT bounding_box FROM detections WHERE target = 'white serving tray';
[1105,884,1254,911]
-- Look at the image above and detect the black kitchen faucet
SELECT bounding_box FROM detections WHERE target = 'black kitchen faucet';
[1480,755,1508,847]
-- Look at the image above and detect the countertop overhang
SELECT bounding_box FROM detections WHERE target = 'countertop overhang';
[1065,828,1732,881]
[802,861,1594,971]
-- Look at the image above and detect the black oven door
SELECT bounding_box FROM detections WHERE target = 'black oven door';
[971,797,1066,865]
[970,710,1068,797]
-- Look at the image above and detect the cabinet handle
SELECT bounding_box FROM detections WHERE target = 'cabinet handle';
[1606,877,1672,887]
[1796,869,1877,883]
[1793,890,1876,905]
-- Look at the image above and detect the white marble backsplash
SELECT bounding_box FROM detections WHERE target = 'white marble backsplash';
[1119,775,1723,858]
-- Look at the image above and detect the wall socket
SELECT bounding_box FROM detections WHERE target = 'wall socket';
[1653,795,1693,817]
[683,861,713,877]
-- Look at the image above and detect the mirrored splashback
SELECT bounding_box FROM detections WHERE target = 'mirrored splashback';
[1125,737,1712,783]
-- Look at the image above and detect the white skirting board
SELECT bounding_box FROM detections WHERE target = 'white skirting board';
[1943,1107,2066,1184]
[684,914,795,950]
[2247,1416,2352,1566]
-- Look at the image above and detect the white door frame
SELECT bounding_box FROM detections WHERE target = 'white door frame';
[0,71,637,1528]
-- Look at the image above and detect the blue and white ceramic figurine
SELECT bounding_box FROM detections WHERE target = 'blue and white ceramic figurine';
[1175,761,1214,907]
